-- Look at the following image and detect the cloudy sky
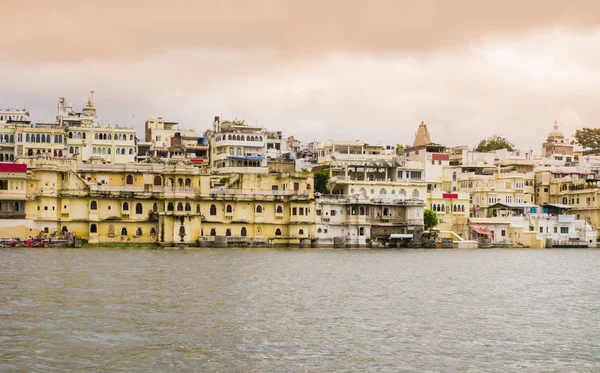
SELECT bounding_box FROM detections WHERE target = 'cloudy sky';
[2,0,600,151]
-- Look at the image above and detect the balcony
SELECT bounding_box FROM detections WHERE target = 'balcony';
[215,139,264,147]
[209,189,309,197]
[90,185,144,193]
[0,211,25,219]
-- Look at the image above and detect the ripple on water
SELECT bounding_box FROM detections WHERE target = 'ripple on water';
[1,248,600,372]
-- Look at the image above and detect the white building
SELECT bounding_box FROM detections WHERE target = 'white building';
[210,116,268,174]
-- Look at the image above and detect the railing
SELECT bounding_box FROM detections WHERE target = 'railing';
[90,185,144,192]
[0,211,25,219]
[209,189,309,197]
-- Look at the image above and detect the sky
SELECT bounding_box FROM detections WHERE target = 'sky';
[2,0,600,152]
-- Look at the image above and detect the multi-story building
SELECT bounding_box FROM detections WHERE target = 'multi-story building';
[210,116,268,174]
[59,94,137,163]
[314,194,424,247]
[144,117,196,156]
[316,140,397,165]
[542,122,573,158]
[9,156,314,246]
[0,163,29,238]
[265,130,287,159]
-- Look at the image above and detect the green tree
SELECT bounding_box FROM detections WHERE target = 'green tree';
[313,167,330,194]
[474,135,515,152]
[424,209,438,230]
[396,144,405,156]
[574,128,600,149]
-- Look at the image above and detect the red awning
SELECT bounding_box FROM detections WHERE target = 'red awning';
[0,163,27,173]
[432,153,449,161]
[443,193,458,199]
[189,159,205,163]
[471,226,492,236]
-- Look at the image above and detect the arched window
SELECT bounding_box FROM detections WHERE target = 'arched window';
[412,189,420,198]
[152,203,157,212]
[318,228,322,233]
[178,178,183,187]
[210,204,217,215]
[226,228,231,236]
[276,206,283,214]
[179,226,185,236]
[185,203,191,211]
[299,229,304,235]
[275,228,282,236]
[129,149,133,155]
[150,228,156,236]
[136,228,142,236]
[452,172,457,181]
[241,227,247,236]
[256,205,263,213]
[108,148,111,154]
[108,224,115,236]
[126,175,134,185]
[196,204,200,213]
[226,205,232,213]
[102,148,106,155]
[185,178,191,187]
[90,201,97,210]
[174,202,182,211]
[95,133,99,140]
[379,188,387,195]
[135,203,143,214]
[62,226,68,233]
[130,135,134,141]
[90,224,97,233]
[93,147,97,154]
[82,133,86,139]
[383,207,389,216]
[210,228,216,236]
[167,202,174,211]
[121,227,128,236]
[562,197,568,204]
[68,132,73,139]
[122,202,129,211]
[154,176,162,186]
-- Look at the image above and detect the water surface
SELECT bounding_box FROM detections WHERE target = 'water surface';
[1,248,599,372]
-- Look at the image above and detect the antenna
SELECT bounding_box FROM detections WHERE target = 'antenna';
[90,90,95,104]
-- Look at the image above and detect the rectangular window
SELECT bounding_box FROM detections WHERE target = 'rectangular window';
[294,182,300,191]
[331,210,337,216]
[292,207,297,216]
[554,227,557,233]
[316,209,322,216]
[272,185,278,191]
[299,208,304,216]
[501,230,506,237]
[560,227,569,234]
[539,227,543,233]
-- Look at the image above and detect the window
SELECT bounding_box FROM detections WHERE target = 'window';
[90,224,97,233]
[256,205,263,213]
[292,207,297,216]
[330,210,337,216]
[150,228,157,236]
[299,229,304,235]
[135,203,143,214]
[560,227,569,234]
[412,189,419,198]
[275,228,282,236]
[167,202,174,211]
[177,202,183,211]
[90,201,97,210]
[554,227,558,233]
[539,227,543,233]
[359,227,364,236]
[226,205,233,213]
[196,204,200,213]
[210,228,216,236]
[299,208,304,216]
[136,228,142,236]
[210,204,217,215]
[276,206,283,214]
[241,227,247,236]
[316,209,322,216]
[501,230,506,237]
[121,227,128,236]
[226,228,231,237]
[126,175,134,185]
[185,203,191,211]
[122,202,129,211]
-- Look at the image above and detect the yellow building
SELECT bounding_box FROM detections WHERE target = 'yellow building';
[12,156,314,246]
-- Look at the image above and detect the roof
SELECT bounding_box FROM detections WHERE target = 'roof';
[470,226,492,236]
[412,121,431,148]
[542,203,573,209]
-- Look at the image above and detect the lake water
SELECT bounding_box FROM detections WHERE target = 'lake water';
[1,248,600,372]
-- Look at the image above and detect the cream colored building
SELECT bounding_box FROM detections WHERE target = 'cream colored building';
[6,156,314,246]
[316,140,396,165]
[210,116,268,174]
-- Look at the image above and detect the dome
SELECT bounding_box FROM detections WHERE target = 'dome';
[548,122,564,140]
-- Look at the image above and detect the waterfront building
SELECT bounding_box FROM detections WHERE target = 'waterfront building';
[0,163,29,238]
[144,117,197,157]
[209,116,268,174]
[469,203,595,247]
[7,156,313,245]
[314,194,424,247]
